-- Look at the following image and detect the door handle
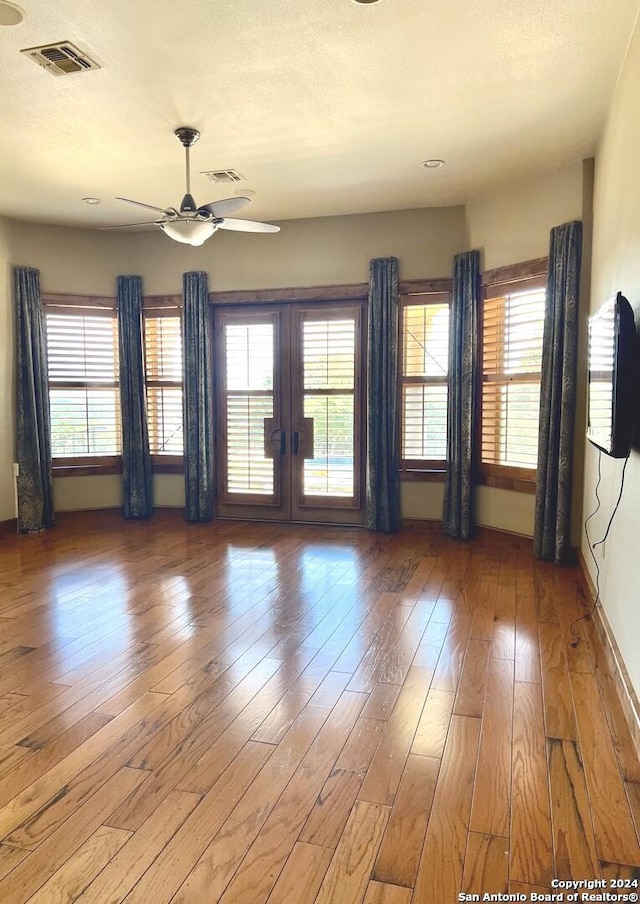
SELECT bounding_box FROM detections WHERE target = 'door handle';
[292,419,315,459]
[264,418,286,458]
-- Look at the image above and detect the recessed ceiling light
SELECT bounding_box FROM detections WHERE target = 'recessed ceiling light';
[421,159,445,169]
[352,0,382,4]
[82,197,101,205]
[0,1,24,26]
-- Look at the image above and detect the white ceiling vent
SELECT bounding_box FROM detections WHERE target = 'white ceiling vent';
[21,42,101,76]
[201,169,244,184]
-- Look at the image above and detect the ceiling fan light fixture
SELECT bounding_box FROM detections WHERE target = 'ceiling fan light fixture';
[161,219,216,246]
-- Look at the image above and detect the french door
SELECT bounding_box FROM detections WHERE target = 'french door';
[215,302,366,525]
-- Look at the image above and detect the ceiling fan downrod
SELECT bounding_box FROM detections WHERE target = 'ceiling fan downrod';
[174,127,200,214]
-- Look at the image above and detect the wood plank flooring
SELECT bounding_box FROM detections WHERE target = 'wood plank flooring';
[0,510,639,902]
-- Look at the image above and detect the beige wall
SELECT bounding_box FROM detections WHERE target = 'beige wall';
[134,206,466,295]
[464,161,586,537]
[9,220,133,295]
[0,218,14,521]
[2,206,466,517]
[466,163,584,271]
[2,172,587,536]
[2,220,133,516]
[584,18,640,697]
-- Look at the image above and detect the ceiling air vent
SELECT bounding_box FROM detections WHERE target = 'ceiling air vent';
[21,42,101,76]
[201,169,244,184]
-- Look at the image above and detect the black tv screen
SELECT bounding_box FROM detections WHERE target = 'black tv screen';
[587,292,635,458]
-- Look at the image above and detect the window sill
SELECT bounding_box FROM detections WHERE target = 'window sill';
[152,458,184,475]
[400,469,446,483]
[52,460,122,478]
[478,467,536,495]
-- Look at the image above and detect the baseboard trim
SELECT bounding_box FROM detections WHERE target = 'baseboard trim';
[578,548,640,758]
[0,518,17,535]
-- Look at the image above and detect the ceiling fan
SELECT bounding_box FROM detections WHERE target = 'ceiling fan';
[106,127,280,247]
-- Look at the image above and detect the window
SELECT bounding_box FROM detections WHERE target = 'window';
[45,305,121,464]
[481,275,546,481]
[399,295,450,470]
[144,312,184,458]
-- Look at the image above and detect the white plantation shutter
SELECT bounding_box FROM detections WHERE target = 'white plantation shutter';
[399,298,449,467]
[482,282,546,471]
[144,314,184,455]
[302,317,356,497]
[45,309,121,457]
[224,321,275,495]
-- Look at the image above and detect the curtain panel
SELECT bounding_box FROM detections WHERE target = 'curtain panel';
[183,270,214,522]
[117,275,153,519]
[442,250,480,540]
[366,256,400,532]
[14,266,55,533]
[534,220,582,564]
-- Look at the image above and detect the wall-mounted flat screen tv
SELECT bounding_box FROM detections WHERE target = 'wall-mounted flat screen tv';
[587,292,636,458]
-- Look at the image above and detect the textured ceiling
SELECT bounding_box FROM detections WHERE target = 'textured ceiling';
[0,0,638,229]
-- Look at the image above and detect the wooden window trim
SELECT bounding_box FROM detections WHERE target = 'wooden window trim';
[479,267,546,486]
[398,291,450,473]
[481,258,548,289]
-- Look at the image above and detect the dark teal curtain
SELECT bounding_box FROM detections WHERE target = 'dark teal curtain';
[442,250,480,540]
[534,221,582,564]
[366,257,400,532]
[15,266,54,533]
[117,275,153,519]
[183,271,214,522]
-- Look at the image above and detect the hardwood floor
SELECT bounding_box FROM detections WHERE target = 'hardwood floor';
[0,510,638,902]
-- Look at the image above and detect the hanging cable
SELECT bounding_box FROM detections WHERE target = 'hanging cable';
[570,451,629,646]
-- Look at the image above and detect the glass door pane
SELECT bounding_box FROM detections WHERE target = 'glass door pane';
[302,317,356,497]
[216,309,289,519]
[291,304,365,524]
[226,321,274,495]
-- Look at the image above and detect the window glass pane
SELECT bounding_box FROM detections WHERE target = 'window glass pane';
[481,285,545,469]
[147,387,183,455]
[46,310,120,457]
[145,316,182,381]
[47,313,118,382]
[402,384,447,460]
[226,395,274,495]
[402,304,449,378]
[400,301,449,465]
[226,323,273,391]
[303,320,355,390]
[50,388,120,456]
[145,315,183,455]
[303,395,354,497]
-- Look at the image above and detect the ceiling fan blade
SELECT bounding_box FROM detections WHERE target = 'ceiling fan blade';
[101,221,160,229]
[199,196,252,218]
[217,217,280,233]
[116,197,175,216]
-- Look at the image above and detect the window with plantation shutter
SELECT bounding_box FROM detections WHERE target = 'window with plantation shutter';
[45,306,121,461]
[144,313,184,458]
[399,295,450,469]
[481,275,546,479]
